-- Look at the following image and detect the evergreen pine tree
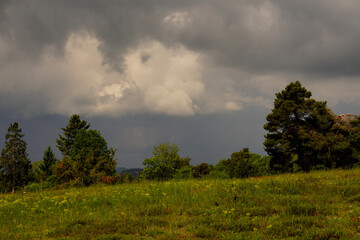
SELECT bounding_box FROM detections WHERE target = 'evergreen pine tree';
[56,114,90,157]
[70,129,117,185]
[0,122,32,193]
[39,146,57,177]
[264,81,334,172]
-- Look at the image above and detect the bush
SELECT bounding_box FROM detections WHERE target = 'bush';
[223,148,271,178]
[174,166,193,179]
[249,153,271,176]
[25,181,55,192]
[192,163,213,178]
[209,170,229,179]
[120,172,133,183]
[47,175,60,185]
[209,159,230,179]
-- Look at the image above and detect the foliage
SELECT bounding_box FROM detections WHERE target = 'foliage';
[0,122,32,193]
[174,166,193,179]
[39,146,57,178]
[25,178,58,192]
[31,161,46,183]
[120,172,134,183]
[249,153,271,176]
[223,148,257,178]
[143,143,186,180]
[264,81,335,172]
[2,169,360,239]
[52,156,77,184]
[317,116,360,169]
[220,148,270,179]
[56,114,90,157]
[192,163,213,178]
[350,117,360,151]
[209,159,230,179]
[101,175,120,184]
[101,173,133,184]
[55,129,117,186]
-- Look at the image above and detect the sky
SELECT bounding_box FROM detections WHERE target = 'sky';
[0,0,359,168]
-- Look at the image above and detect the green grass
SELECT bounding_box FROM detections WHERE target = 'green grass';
[2,169,360,239]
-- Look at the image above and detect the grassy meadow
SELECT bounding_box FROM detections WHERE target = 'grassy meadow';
[1,169,360,239]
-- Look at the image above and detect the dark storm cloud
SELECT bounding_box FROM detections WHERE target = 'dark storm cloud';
[0,0,360,167]
[2,0,360,76]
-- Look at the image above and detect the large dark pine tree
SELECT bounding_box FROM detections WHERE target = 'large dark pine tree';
[56,114,90,157]
[264,81,334,172]
[0,122,32,193]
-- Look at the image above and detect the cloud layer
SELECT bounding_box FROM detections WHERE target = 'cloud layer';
[0,0,360,118]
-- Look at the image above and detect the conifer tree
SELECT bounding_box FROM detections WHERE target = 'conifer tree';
[0,122,32,193]
[56,114,90,157]
[70,129,117,185]
[54,129,117,186]
[39,146,57,177]
[264,81,334,172]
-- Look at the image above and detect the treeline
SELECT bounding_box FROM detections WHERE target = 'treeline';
[140,81,360,181]
[139,143,270,180]
[0,115,117,193]
[0,81,359,192]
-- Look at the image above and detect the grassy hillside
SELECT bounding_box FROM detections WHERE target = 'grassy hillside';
[1,169,360,239]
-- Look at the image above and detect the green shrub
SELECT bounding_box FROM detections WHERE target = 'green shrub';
[47,175,60,185]
[174,166,193,179]
[192,163,213,178]
[26,181,54,192]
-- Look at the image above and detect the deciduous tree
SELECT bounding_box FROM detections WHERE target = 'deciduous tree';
[143,143,185,180]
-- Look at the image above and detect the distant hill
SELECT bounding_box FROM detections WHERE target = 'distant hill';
[115,167,143,178]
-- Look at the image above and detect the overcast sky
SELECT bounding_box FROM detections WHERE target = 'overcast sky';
[0,0,359,168]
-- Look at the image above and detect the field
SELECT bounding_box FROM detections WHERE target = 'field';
[1,169,360,239]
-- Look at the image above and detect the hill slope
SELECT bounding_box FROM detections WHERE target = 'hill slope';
[1,169,360,239]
